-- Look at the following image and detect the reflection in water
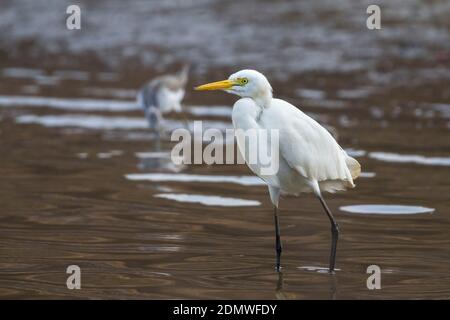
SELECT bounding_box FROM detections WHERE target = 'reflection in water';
[138,156,185,172]
[135,131,185,172]
[154,193,261,207]
[132,114,183,170]
[275,272,286,300]
[340,204,435,215]
[330,274,338,300]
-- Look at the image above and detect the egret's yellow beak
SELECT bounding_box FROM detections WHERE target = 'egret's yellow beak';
[194,79,236,91]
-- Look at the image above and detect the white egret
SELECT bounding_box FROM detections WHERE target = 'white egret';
[137,65,189,131]
[195,70,361,273]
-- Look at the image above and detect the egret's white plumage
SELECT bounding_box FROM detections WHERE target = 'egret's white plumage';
[233,96,360,202]
[137,65,189,130]
[195,69,361,272]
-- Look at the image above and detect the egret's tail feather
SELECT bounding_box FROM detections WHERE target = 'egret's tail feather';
[345,155,361,180]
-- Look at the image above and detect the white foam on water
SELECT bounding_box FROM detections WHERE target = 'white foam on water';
[2,67,44,78]
[340,204,435,215]
[33,74,59,86]
[135,151,171,159]
[430,103,450,119]
[103,131,159,141]
[16,113,232,132]
[137,245,180,253]
[1,68,90,81]
[338,115,356,128]
[53,70,90,81]
[298,266,341,273]
[186,106,232,117]
[125,173,265,186]
[369,152,450,166]
[302,99,346,109]
[295,88,326,100]
[154,193,261,207]
[16,114,148,129]
[168,119,232,131]
[96,72,120,82]
[97,150,124,159]
[336,87,373,99]
[77,152,89,159]
[0,95,138,111]
[0,94,232,115]
[81,87,138,99]
[345,148,367,157]
[359,172,376,178]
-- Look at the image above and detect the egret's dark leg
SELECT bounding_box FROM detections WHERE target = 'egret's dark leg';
[273,206,282,272]
[318,196,339,273]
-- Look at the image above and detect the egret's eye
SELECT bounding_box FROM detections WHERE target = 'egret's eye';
[239,78,248,85]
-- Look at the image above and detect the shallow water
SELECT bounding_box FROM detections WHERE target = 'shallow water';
[0,0,450,299]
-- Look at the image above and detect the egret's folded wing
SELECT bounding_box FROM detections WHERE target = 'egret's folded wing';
[265,99,357,184]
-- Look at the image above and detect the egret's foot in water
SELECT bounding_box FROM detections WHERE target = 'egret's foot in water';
[275,264,282,272]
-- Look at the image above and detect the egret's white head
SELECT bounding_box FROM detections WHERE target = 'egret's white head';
[195,69,273,106]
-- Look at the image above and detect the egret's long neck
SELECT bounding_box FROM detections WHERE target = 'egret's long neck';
[232,87,273,129]
[252,88,272,109]
[232,98,261,131]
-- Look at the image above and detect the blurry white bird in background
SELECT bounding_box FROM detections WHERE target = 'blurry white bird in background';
[195,70,361,273]
[137,64,189,131]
